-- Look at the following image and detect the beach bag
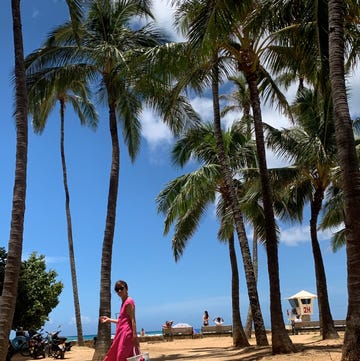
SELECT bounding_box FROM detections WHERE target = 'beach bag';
[126,347,150,361]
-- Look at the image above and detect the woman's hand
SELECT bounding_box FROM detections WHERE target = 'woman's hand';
[100,316,108,323]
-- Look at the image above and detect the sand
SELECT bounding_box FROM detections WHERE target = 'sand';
[12,333,344,361]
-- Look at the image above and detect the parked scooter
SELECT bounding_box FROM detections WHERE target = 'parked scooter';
[6,335,29,361]
[28,330,46,359]
[45,329,71,359]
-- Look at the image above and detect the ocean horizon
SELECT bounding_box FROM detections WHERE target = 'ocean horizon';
[66,329,202,342]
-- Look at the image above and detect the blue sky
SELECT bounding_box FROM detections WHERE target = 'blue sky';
[1,0,358,337]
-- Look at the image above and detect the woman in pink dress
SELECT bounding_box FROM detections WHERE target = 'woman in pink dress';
[100,280,140,361]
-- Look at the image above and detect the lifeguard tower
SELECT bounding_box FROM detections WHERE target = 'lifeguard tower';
[287,290,317,322]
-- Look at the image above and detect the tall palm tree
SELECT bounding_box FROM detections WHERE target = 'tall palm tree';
[266,86,339,339]
[157,121,258,347]
[0,1,28,359]
[0,1,89,357]
[173,0,294,352]
[221,75,257,338]
[255,0,360,343]
[328,1,360,359]
[167,1,270,346]
[26,65,98,346]
[25,1,198,358]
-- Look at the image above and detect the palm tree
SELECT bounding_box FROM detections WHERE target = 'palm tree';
[26,65,98,346]
[172,0,294,352]
[157,121,258,347]
[25,1,198,358]
[0,1,28,359]
[328,1,360,359]
[167,1,270,346]
[221,75,257,338]
[265,86,339,339]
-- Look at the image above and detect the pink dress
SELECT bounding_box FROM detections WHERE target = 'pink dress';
[103,297,138,361]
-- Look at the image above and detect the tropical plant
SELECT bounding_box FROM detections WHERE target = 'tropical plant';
[254,0,360,342]
[26,64,98,345]
[25,1,199,358]
[265,85,340,339]
[0,1,88,359]
[163,0,271,346]
[319,127,360,252]
[0,249,64,331]
[220,75,258,337]
[328,1,360,359]
[171,0,295,352]
[221,74,267,338]
[0,1,29,359]
[157,121,259,347]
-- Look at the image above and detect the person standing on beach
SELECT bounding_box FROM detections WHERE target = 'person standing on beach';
[203,311,209,326]
[100,280,140,361]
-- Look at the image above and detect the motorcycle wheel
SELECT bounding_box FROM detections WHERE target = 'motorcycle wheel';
[19,342,30,357]
[45,345,52,357]
[29,346,36,359]
[53,349,65,359]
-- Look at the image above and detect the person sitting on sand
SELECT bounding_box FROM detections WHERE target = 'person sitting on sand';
[214,317,224,326]
[163,320,173,328]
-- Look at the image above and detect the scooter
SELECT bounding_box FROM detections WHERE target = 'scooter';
[28,330,46,359]
[6,335,30,361]
[45,330,68,359]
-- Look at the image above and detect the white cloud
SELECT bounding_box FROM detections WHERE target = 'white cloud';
[190,96,214,122]
[279,225,335,247]
[152,0,184,42]
[141,107,173,149]
[348,69,360,118]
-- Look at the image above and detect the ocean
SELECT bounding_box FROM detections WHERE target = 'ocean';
[66,329,201,342]
[65,330,164,342]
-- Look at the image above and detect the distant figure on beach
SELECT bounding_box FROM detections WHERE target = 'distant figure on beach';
[214,317,224,326]
[203,311,209,326]
[163,320,173,328]
[140,328,145,336]
[291,315,302,335]
[100,280,140,361]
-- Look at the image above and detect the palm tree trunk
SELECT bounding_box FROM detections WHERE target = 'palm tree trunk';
[211,61,268,346]
[228,233,249,347]
[0,1,28,359]
[59,100,84,346]
[93,101,120,361]
[310,189,338,340]
[246,74,295,353]
[245,230,258,338]
[328,1,360,360]
[316,0,330,97]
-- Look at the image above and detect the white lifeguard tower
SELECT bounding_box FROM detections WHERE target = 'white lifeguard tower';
[287,290,317,322]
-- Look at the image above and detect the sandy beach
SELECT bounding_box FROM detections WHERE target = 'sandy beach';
[13,332,344,361]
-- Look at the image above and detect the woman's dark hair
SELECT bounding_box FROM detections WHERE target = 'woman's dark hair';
[114,280,128,292]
